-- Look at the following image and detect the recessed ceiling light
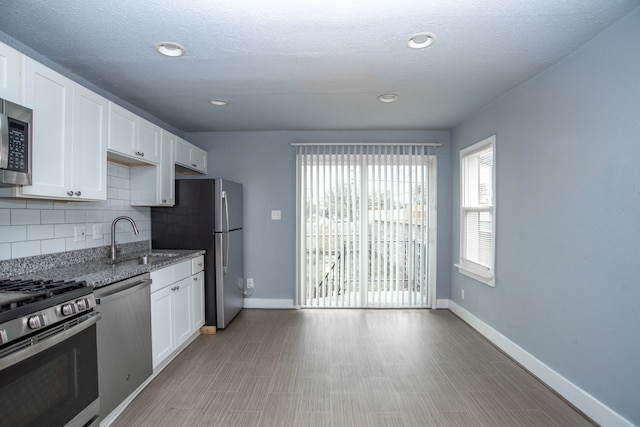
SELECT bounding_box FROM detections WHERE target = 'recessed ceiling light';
[209,99,229,106]
[407,32,435,49]
[154,42,185,57]
[377,94,399,103]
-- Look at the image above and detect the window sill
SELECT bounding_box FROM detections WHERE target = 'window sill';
[454,263,495,287]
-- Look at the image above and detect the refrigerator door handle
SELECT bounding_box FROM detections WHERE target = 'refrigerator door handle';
[222,190,229,273]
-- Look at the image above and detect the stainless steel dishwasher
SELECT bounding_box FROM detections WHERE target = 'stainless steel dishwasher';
[95,273,153,419]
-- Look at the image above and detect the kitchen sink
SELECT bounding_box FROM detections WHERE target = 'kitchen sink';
[112,253,180,266]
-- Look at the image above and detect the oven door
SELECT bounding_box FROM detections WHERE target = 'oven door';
[0,312,101,427]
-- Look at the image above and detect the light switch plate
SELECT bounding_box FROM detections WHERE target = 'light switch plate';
[271,210,282,220]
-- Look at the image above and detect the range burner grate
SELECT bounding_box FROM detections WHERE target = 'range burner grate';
[0,278,88,314]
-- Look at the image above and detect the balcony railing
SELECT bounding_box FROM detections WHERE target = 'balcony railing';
[304,239,427,307]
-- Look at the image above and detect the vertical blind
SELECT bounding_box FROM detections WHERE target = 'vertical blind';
[295,144,438,308]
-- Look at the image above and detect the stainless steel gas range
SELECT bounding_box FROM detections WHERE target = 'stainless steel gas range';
[0,278,101,427]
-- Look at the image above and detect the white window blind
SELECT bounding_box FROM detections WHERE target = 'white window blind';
[457,135,496,286]
[295,144,438,308]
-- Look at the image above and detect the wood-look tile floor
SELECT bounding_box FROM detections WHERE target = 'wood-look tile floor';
[113,309,594,427]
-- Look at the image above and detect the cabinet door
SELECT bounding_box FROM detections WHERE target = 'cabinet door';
[191,271,205,332]
[172,277,192,349]
[0,42,22,103]
[175,137,191,166]
[159,130,175,206]
[175,137,207,174]
[190,145,208,174]
[151,286,174,369]
[108,102,137,158]
[21,58,73,198]
[72,84,107,200]
[137,117,160,164]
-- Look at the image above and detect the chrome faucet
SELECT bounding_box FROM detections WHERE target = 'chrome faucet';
[110,216,140,261]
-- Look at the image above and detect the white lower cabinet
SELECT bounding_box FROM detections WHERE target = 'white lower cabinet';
[191,271,205,333]
[150,285,174,368]
[150,255,205,369]
[172,277,193,348]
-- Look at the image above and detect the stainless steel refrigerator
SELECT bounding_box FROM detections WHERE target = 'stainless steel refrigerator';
[151,179,244,328]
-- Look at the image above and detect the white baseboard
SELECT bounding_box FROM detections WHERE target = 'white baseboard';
[448,300,633,427]
[243,298,296,309]
[435,298,449,309]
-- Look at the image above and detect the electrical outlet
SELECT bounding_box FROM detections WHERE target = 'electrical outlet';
[92,223,103,239]
[74,226,86,242]
[247,278,254,289]
[461,289,465,300]
[271,210,281,220]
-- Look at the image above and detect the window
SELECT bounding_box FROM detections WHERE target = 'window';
[456,135,496,286]
[295,144,438,308]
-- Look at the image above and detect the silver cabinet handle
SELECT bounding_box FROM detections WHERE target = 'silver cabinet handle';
[67,191,74,196]
[75,191,81,196]
[135,151,145,157]
[191,163,197,167]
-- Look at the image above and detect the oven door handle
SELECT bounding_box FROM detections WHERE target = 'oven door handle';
[0,311,101,372]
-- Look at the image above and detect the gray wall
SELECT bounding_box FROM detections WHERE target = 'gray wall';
[450,9,640,425]
[187,131,451,303]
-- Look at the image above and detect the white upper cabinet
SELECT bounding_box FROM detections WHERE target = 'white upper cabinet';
[175,137,207,174]
[107,102,136,156]
[0,59,106,201]
[71,84,108,200]
[129,129,175,206]
[108,103,160,165]
[159,130,176,206]
[20,58,73,199]
[137,117,160,164]
[0,42,22,103]
[5,58,108,201]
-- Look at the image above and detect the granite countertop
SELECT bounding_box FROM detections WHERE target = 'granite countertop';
[12,249,205,289]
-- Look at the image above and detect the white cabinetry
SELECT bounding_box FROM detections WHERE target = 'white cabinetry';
[1,58,107,201]
[150,285,174,366]
[0,42,23,103]
[108,103,160,165]
[129,130,174,206]
[159,130,175,206]
[70,84,108,200]
[191,256,205,333]
[176,137,207,174]
[150,256,204,369]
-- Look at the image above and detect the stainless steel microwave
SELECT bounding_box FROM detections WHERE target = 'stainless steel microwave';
[0,98,32,186]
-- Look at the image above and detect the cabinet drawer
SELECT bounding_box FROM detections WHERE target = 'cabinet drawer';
[173,260,191,282]
[191,255,204,275]
[150,259,190,292]
[150,266,173,293]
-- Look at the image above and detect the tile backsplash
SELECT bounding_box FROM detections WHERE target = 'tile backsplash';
[0,162,150,260]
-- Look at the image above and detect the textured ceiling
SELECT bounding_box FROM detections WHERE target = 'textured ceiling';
[0,1,637,132]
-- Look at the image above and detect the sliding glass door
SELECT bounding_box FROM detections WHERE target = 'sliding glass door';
[295,145,437,308]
